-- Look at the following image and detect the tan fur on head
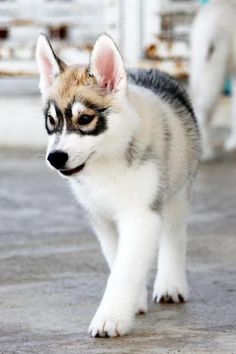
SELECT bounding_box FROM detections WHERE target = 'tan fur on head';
[49,65,113,112]
[36,33,127,110]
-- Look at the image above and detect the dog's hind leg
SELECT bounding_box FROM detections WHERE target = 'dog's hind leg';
[153,186,190,304]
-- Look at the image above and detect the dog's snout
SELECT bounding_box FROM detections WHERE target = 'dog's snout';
[47,150,68,170]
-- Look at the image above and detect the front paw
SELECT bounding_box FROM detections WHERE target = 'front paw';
[153,275,189,304]
[89,306,133,337]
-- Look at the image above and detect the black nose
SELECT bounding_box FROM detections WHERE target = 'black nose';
[47,150,68,170]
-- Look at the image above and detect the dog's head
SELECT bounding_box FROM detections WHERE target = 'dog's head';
[36,34,137,177]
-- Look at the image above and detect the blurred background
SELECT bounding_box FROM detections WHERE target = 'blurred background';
[0,0,203,148]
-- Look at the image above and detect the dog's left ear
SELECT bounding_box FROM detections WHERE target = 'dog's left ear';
[36,34,66,95]
[90,34,127,94]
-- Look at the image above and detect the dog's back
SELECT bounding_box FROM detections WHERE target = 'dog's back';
[127,68,201,202]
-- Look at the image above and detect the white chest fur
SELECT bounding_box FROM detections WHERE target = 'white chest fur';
[70,158,160,220]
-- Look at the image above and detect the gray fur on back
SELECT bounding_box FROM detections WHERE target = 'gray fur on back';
[127,68,196,122]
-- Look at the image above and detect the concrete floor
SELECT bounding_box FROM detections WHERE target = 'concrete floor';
[0,150,236,354]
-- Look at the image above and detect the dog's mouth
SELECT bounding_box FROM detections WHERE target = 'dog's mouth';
[59,163,85,176]
[59,152,95,177]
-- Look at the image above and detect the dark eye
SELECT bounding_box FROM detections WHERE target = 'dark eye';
[48,115,55,126]
[78,114,95,125]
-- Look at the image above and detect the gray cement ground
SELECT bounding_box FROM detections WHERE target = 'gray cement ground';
[0,150,236,354]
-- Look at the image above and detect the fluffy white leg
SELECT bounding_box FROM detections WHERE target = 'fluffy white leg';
[92,217,147,314]
[92,217,118,270]
[225,78,236,152]
[89,210,161,337]
[153,187,189,304]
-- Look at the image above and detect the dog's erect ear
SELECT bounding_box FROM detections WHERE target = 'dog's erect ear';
[89,34,127,94]
[36,34,66,94]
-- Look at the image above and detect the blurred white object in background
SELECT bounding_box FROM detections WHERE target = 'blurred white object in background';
[190,0,236,160]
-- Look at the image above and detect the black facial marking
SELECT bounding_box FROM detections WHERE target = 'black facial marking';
[43,100,50,120]
[44,101,53,135]
[54,103,63,122]
[64,102,73,121]
[43,97,109,136]
[44,100,63,134]
[79,109,108,136]
[65,99,109,136]
[64,101,74,131]
[80,98,109,115]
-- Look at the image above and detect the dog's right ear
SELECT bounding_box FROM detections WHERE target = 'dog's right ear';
[36,34,66,95]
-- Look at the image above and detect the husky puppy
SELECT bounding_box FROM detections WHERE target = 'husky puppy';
[190,0,236,159]
[36,33,201,337]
